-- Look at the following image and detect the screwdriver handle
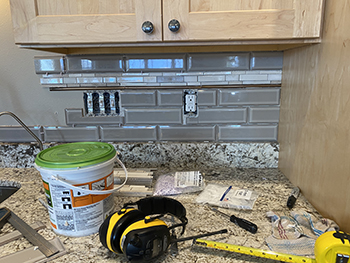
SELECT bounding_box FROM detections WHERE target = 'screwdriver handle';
[230,215,258,234]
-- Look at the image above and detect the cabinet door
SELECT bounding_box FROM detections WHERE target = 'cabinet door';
[10,0,162,44]
[163,0,324,41]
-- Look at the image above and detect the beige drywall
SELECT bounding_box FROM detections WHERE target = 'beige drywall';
[0,0,82,126]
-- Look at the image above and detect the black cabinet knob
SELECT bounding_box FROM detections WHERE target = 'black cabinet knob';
[142,21,154,34]
[168,19,180,32]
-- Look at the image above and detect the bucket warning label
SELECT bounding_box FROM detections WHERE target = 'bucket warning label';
[43,172,115,234]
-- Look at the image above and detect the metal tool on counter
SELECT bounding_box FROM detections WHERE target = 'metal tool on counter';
[0,179,60,258]
[193,230,350,263]
[287,186,300,209]
[209,206,258,234]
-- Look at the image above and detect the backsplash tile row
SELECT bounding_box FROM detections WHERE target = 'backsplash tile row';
[40,70,282,87]
[35,52,282,74]
[0,124,278,143]
[36,52,282,87]
[0,87,280,143]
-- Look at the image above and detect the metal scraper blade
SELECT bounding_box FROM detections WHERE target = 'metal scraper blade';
[8,211,59,258]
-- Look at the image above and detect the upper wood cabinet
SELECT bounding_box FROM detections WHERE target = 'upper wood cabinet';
[163,0,324,41]
[10,0,162,44]
[9,0,325,47]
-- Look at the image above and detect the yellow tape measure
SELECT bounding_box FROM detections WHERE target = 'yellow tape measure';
[194,231,350,263]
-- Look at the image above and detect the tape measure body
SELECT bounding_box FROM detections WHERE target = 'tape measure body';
[314,231,350,263]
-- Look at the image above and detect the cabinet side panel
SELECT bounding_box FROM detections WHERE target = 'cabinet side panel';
[279,0,350,233]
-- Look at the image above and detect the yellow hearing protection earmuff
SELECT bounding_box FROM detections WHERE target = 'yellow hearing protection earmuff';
[99,197,188,262]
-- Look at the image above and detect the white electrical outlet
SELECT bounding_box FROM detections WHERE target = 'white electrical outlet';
[185,94,197,112]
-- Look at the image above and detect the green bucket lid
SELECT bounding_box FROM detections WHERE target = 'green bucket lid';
[35,142,116,169]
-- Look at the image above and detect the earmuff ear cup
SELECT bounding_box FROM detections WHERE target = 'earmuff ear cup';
[99,213,114,249]
[121,220,171,261]
[99,209,145,254]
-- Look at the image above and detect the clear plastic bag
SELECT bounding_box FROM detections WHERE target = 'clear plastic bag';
[153,171,205,196]
[195,183,259,210]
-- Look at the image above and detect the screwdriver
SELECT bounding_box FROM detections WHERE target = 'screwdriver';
[210,207,258,234]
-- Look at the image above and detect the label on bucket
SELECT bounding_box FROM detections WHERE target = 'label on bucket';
[42,172,115,236]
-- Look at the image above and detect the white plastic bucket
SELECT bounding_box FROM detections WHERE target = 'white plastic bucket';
[34,142,127,237]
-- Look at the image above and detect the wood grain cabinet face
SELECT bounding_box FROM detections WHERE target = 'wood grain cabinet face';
[163,0,325,41]
[9,0,324,45]
[9,0,162,44]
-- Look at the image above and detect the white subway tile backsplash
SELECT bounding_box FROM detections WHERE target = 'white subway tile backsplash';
[103,77,117,83]
[157,76,184,82]
[268,74,282,81]
[149,72,163,76]
[218,125,278,141]
[203,71,232,75]
[121,91,156,106]
[44,126,99,142]
[184,76,197,82]
[122,73,150,76]
[240,74,268,81]
[77,77,103,83]
[177,72,204,76]
[125,108,182,124]
[40,78,64,85]
[160,83,187,86]
[33,52,283,143]
[187,108,247,124]
[197,90,216,106]
[242,80,272,84]
[248,107,280,123]
[0,126,42,142]
[159,126,216,141]
[119,82,147,86]
[162,73,177,76]
[200,82,229,86]
[157,90,183,106]
[65,109,123,125]
[117,77,143,82]
[198,75,226,82]
[63,78,77,84]
[100,126,157,142]
[143,76,157,82]
[225,74,240,81]
[68,73,82,77]
[219,88,280,105]
[34,56,64,74]
[250,52,283,70]
[188,53,249,71]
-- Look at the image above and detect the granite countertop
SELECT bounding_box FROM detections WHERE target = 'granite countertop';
[0,168,320,263]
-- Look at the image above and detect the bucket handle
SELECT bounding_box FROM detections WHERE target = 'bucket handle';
[50,157,128,195]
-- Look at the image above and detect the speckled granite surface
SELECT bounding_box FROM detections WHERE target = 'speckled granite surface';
[0,142,279,169]
[0,167,321,263]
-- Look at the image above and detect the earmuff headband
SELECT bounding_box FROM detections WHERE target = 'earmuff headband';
[123,196,188,234]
